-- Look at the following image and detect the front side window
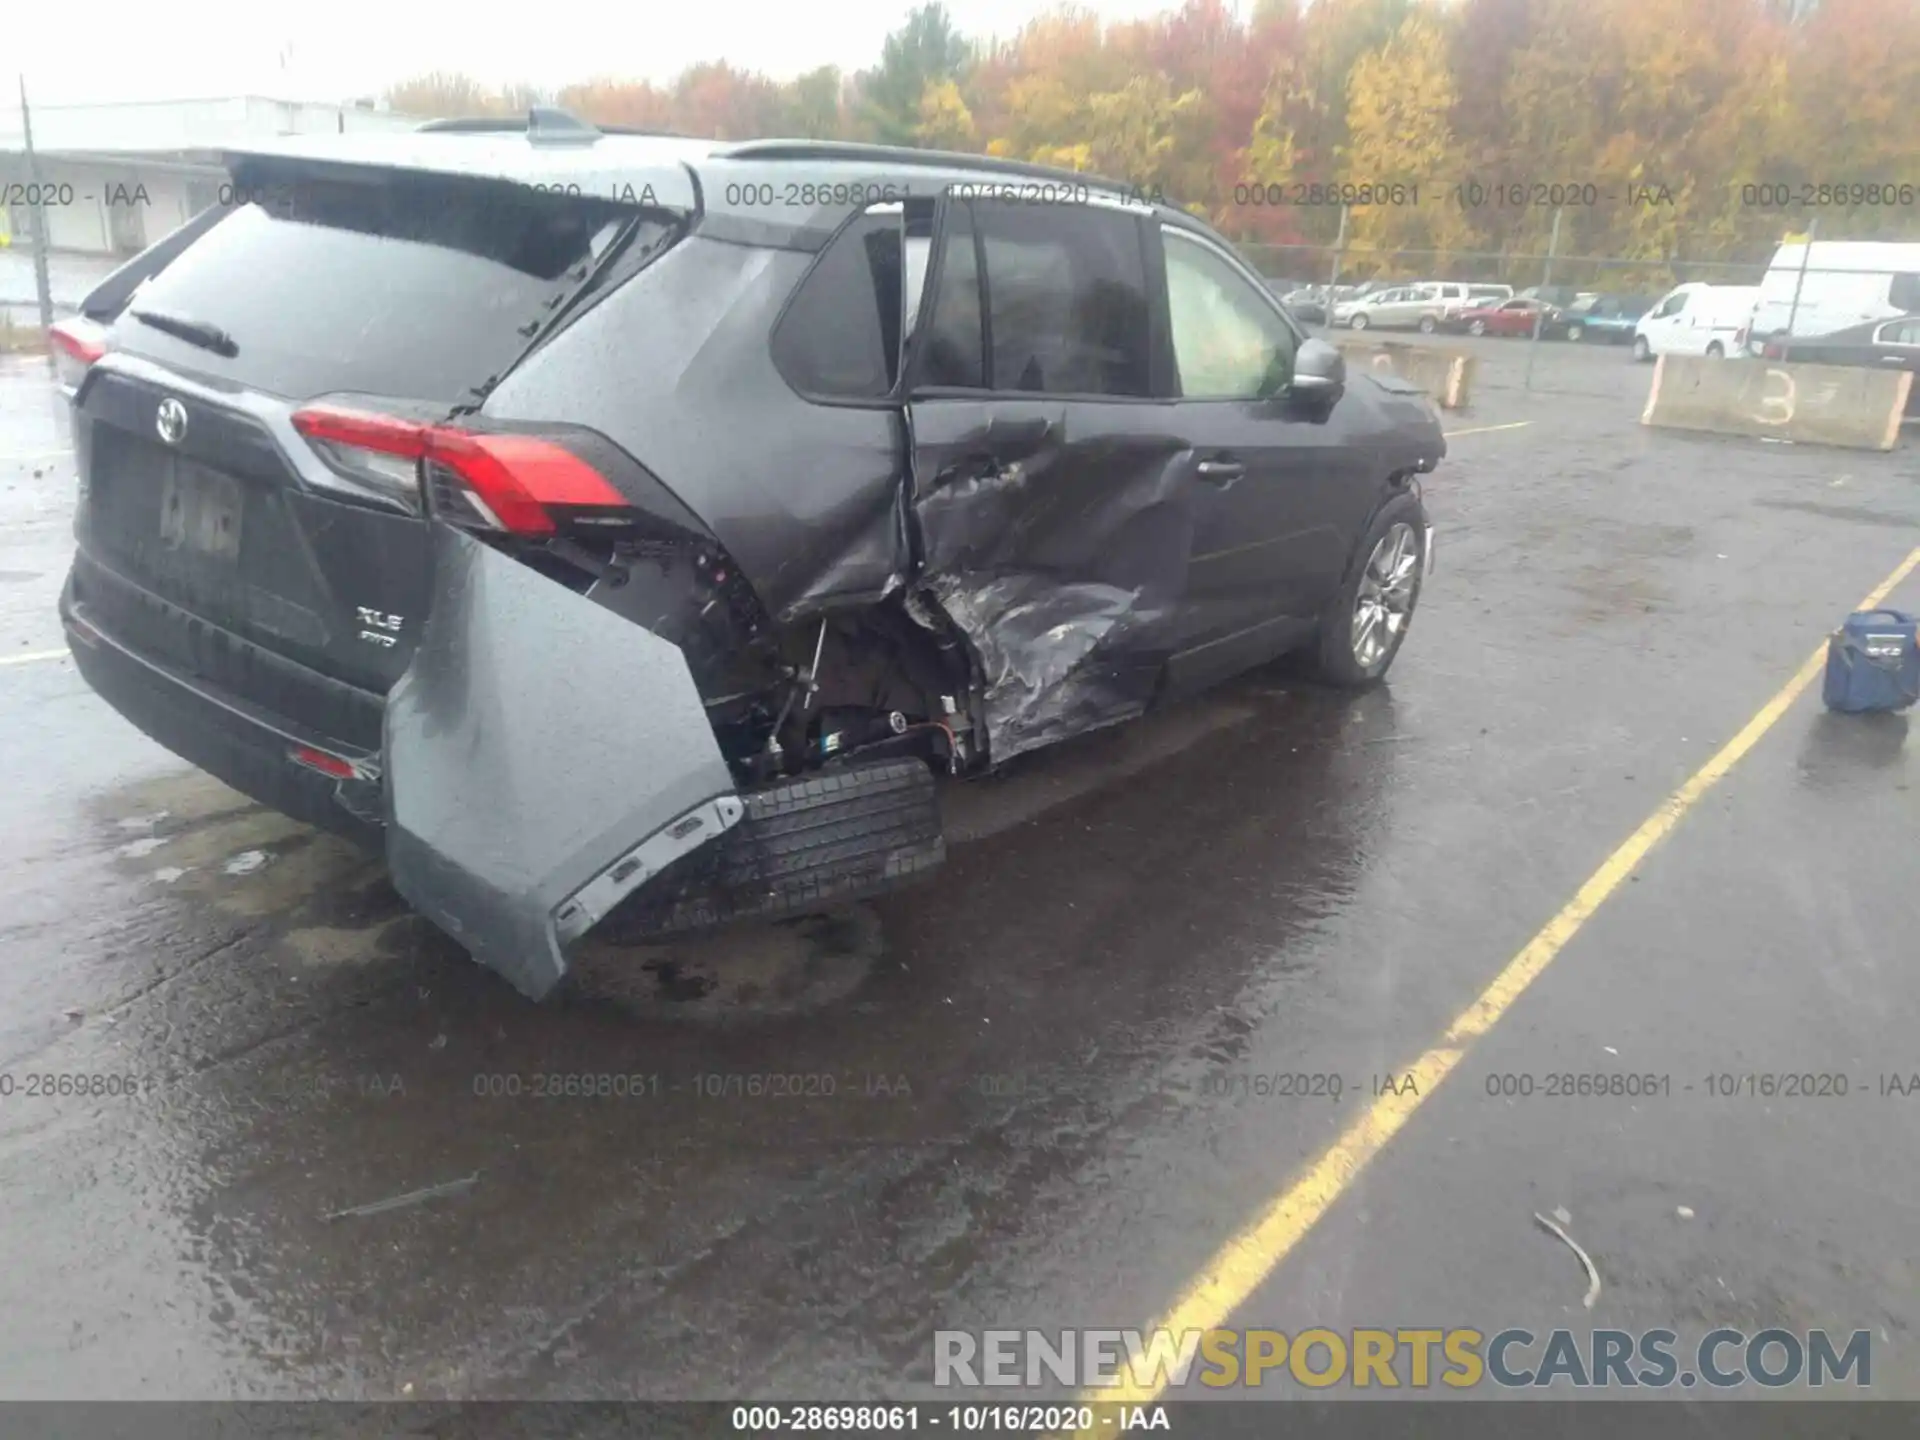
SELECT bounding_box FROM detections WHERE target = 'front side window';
[972,201,1152,397]
[1163,230,1297,401]
[1655,290,1690,318]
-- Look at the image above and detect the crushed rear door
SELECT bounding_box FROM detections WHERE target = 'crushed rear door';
[384,523,743,999]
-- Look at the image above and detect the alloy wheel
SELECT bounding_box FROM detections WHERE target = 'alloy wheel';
[1350,523,1420,670]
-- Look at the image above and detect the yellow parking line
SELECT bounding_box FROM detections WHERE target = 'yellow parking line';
[0,648,69,668]
[1085,542,1920,1409]
[1443,421,1532,438]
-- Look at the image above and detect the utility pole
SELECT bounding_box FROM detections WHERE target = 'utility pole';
[1325,204,1349,332]
[1781,216,1817,363]
[17,76,56,370]
[1524,206,1563,393]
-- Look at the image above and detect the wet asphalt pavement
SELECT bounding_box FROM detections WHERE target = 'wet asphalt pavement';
[2,337,1919,1403]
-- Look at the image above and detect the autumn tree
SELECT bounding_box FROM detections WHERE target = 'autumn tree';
[782,67,849,139]
[859,3,974,144]
[1340,7,1472,270]
[385,72,523,120]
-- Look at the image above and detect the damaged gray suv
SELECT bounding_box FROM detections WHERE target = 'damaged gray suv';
[55,110,1444,999]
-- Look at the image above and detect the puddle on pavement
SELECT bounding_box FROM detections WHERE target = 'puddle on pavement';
[570,905,885,1019]
[1796,710,1911,792]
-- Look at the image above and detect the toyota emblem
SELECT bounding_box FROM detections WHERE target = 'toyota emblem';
[155,398,189,445]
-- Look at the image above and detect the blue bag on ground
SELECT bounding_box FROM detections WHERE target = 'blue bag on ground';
[1822,609,1920,713]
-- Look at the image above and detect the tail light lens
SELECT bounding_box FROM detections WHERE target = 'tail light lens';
[1763,340,1785,360]
[48,317,108,392]
[291,405,628,535]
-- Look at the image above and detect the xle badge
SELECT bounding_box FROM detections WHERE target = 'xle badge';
[356,606,403,648]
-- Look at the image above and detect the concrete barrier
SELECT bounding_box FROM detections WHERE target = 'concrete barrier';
[1335,340,1476,410]
[1641,355,1912,452]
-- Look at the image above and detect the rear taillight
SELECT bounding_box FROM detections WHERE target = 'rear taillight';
[48,317,108,392]
[291,405,627,535]
[1763,340,1785,360]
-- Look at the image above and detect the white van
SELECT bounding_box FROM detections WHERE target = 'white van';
[1632,283,1762,361]
[1743,241,1920,354]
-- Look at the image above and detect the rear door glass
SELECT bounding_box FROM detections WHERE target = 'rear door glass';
[916,203,986,389]
[773,209,905,399]
[971,201,1152,397]
[110,175,645,403]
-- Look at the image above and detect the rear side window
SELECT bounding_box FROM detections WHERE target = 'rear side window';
[112,176,651,403]
[773,210,905,400]
[973,202,1152,397]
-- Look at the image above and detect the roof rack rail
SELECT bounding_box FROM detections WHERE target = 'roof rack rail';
[414,107,605,144]
[715,139,1140,197]
[415,114,695,141]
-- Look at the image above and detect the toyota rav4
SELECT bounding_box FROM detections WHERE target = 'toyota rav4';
[55,110,1444,999]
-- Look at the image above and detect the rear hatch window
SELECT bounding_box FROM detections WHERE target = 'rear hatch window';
[110,171,653,401]
[73,169,677,705]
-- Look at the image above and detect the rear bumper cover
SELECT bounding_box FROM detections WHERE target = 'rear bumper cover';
[381,525,744,999]
[64,528,748,1000]
[60,566,386,847]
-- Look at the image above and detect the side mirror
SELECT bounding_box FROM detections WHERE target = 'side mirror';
[1290,336,1346,401]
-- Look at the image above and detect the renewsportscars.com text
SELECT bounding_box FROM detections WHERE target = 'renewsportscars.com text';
[933,1327,1872,1390]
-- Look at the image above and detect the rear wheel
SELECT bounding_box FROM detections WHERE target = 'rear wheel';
[1419,315,1438,334]
[1468,319,1487,336]
[1314,492,1428,688]
[1349,313,1370,331]
[1706,341,1725,359]
[1566,324,1584,343]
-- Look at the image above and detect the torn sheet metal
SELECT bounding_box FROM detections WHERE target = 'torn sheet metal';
[910,407,1194,765]
[384,524,742,999]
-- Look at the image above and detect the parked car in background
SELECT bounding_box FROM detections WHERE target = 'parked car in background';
[1334,281,1469,332]
[1516,284,1584,310]
[1560,293,1656,344]
[1281,286,1332,325]
[1632,282,1762,361]
[1446,296,1562,337]
[1745,241,1920,356]
[1756,316,1920,414]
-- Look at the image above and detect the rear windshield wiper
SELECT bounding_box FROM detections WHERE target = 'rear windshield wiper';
[129,307,239,358]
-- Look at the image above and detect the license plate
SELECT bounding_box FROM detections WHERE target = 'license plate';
[157,463,242,562]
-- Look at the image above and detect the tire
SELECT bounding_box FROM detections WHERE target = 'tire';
[1566,324,1583,343]
[1419,315,1438,334]
[1349,313,1369,331]
[602,759,945,939]
[1468,319,1487,336]
[1632,336,1651,362]
[1314,491,1429,688]
[1706,341,1725,359]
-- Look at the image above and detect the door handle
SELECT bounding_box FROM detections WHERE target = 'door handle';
[1196,459,1245,484]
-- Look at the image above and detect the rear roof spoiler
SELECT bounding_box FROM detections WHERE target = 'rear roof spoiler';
[218,131,705,213]
[78,203,232,321]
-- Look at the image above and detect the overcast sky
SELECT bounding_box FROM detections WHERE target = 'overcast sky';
[14,0,1206,107]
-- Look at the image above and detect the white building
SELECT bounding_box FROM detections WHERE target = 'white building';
[1,96,424,318]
